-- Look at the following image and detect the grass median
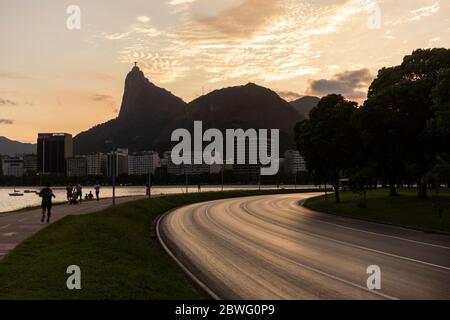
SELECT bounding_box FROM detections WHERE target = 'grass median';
[0,189,316,300]
[304,188,450,233]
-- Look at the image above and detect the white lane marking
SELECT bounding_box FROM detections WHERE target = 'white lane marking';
[293,200,450,250]
[0,224,11,230]
[260,196,450,250]
[156,210,221,300]
[242,201,450,271]
[2,232,17,237]
[205,206,398,300]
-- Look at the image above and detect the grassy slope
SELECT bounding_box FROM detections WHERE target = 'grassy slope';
[0,189,314,300]
[304,188,450,233]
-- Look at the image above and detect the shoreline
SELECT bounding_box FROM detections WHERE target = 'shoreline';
[0,185,320,214]
[0,195,146,215]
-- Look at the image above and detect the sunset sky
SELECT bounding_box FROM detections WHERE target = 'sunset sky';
[0,0,449,143]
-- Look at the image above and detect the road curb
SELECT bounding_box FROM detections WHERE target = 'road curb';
[156,207,221,300]
[300,198,450,236]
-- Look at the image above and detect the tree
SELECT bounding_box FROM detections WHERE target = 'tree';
[360,48,450,198]
[431,68,450,139]
[349,166,377,209]
[357,78,432,196]
[295,94,358,203]
[423,159,450,218]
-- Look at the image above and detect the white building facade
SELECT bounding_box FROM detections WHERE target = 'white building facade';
[284,150,307,174]
[86,153,107,176]
[128,151,161,175]
[2,156,24,177]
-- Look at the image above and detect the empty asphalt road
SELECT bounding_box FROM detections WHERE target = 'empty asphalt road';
[158,193,450,300]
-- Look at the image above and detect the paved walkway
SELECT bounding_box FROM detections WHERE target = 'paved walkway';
[0,196,145,261]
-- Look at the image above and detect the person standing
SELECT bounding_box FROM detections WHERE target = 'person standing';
[76,184,83,203]
[66,184,73,202]
[38,182,56,223]
[94,183,100,201]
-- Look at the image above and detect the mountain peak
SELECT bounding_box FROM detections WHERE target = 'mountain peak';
[74,67,187,154]
[290,96,320,118]
[124,65,149,89]
[118,66,185,120]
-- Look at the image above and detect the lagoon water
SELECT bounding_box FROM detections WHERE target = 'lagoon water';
[0,185,316,213]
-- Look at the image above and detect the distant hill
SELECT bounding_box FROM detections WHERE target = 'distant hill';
[185,83,305,152]
[290,96,320,119]
[74,66,306,155]
[0,136,36,156]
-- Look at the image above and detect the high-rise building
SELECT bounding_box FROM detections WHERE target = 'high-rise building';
[66,156,87,177]
[163,151,211,176]
[106,148,128,177]
[2,156,24,177]
[183,151,210,176]
[128,151,160,176]
[37,133,73,175]
[284,150,306,174]
[164,151,182,176]
[86,153,107,176]
[230,136,262,178]
[22,154,37,175]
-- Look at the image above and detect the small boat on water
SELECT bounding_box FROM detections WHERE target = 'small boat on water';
[9,188,24,196]
[24,190,36,193]
[9,192,24,197]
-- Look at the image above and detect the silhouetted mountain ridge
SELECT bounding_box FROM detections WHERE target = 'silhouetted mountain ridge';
[74,66,187,154]
[74,67,306,155]
[290,96,320,119]
[0,136,36,156]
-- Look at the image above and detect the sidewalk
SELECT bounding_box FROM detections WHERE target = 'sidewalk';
[0,196,145,261]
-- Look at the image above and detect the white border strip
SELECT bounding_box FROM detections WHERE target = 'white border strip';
[156,211,221,300]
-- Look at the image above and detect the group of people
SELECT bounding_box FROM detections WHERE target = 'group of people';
[37,183,101,224]
[66,184,101,204]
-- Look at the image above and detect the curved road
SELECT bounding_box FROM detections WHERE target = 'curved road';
[158,193,450,300]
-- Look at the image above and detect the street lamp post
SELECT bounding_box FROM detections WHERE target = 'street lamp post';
[112,150,116,206]
[258,173,261,191]
[148,171,152,199]
[294,171,297,190]
[221,164,224,192]
[105,140,116,206]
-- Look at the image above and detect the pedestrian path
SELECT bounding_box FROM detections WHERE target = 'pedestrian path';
[0,196,144,261]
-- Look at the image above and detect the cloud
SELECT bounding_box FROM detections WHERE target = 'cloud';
[388,1,441,26]
[194,0,286,38]
[0,119,14,125]
[410,1,440,21]
[100,18,160,41]
[99,0,376,85]
[91,94,117,112]
[168,0,198,5]
[91,94,114,102]
[136,16,150,23]
[276,90,303,101]
[0,98,17,106]
[306,68,374,100]
[0,71,33,80]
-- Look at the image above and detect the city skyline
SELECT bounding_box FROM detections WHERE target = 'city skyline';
[0,0,449,143]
